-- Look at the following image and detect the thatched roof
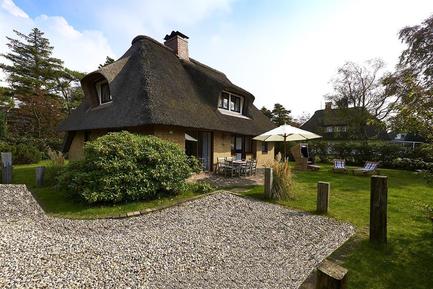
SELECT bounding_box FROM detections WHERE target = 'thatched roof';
[301,107,389,140]
[58,35,275,136]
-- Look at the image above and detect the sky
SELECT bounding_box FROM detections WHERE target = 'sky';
[0,0,432,117]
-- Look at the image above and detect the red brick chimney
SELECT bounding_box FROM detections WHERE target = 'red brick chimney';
[164,31,189,61]
[325,102,332,110]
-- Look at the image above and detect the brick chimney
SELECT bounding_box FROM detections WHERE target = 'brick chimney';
[164,31,189,61]
[325,102,332,110]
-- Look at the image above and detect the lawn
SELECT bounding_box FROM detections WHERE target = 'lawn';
[241,164,433,289]
[12,162,203,219]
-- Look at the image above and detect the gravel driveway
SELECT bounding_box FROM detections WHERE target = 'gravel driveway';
[0,185,354,289]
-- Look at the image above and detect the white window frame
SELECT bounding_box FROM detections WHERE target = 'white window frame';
[96,80,112,105]
[218,91,245,117]
[326,126,333,133]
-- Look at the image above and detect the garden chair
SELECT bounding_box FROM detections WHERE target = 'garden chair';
[352,161,379,175]
[223,161,240,177]
[332,159,347,173]
[240,160,252,176]
[250,160,257,176]
[215,157,227,174]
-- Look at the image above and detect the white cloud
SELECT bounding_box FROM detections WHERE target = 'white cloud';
[0,0,114,77]
[1,0,27,18]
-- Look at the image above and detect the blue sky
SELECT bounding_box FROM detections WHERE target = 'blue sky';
[1,0,433,117]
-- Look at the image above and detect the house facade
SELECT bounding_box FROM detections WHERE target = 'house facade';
[301,102,389,142]
[59,31,276,170]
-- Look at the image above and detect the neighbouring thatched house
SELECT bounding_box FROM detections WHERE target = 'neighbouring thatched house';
[59,31,276,170]
[301,102,389,142]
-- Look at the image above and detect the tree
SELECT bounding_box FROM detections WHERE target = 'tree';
[384,14,433,140]
[326,59,393,140]
[0,28,65,138]
[55,68,85,114]
[292,112,311,127]
[271,103,292,126]
[98,56,115,69]
[260,106,273,119]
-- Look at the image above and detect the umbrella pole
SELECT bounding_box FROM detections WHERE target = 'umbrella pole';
[283,135,287,162]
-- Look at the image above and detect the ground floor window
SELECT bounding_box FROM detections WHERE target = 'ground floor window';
[261,141,268,153]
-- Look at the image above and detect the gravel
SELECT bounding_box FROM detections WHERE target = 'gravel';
[0,185,354,289]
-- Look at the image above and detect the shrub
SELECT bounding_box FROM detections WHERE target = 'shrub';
[187,182,214,194]
[270,161,294,200]
[44,149,66,186]
[58,131,198,204]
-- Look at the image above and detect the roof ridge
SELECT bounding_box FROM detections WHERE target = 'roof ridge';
[189,58,228,79]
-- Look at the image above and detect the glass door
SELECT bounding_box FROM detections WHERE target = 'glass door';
[201,132,212,171]
[235,136,243,160]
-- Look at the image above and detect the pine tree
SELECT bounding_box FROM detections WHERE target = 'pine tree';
[0,28,65,138]
[271,103,292,126]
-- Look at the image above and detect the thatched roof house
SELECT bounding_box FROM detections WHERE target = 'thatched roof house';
[59,31,275,169]
[301,102,389,141]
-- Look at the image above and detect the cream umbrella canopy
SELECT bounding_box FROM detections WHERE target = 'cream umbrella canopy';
[253,124,322,160]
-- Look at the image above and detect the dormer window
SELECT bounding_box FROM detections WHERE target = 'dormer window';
[96,80,111,104]
[218,91,244,115]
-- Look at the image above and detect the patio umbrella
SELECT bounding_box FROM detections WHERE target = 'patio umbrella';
[253,124,322,160]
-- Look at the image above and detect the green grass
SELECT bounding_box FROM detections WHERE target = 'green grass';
[12,162,202,219]
[241,164,433,289]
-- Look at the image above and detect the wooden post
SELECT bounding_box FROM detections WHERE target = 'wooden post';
[370,175,388,243]
[316,259,348,289]
[1,152,12,184]
[317,181,330,214]
[264,167,273,199]
[35,166,46,187]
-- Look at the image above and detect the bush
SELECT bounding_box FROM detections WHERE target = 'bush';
[44,149,66,186]
[187,182,214,194]
[58,131,198,204]
[0,141,42,164]
[0,136,62,164]
[270,161,294,200]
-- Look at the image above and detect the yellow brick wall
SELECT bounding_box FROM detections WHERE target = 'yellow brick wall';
[213,131,232,164]
[68,132,85,161]
[154,126,185,149]
[255,141,275,167]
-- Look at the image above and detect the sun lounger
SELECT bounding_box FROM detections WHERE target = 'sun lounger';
[332,159,347,173]
[352,161,379,175]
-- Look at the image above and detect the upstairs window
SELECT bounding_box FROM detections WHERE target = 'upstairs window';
[218,91,244,115]
[219,92,229,109]
[96,80,112,104]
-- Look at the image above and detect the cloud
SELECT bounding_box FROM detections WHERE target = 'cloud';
[1,0,27,18]
[0,0,114,76]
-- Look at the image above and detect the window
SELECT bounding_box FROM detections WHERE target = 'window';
[219,92,229,109]
[96,80,112,104]
[218,91,244,115]
[230,95,241,112]
[341,126,347,132]
[326,126,333,133]
[261,141,268,153]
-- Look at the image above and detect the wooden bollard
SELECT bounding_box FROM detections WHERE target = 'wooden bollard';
[264,167,273,199]
[317,182,330,214]
[35,166,46,187]
[370,175,388,243]
[1,152,12,184]
[316,259,348,289]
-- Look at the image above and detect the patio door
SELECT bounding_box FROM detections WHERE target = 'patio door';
[235,136,243,160]
[201,132,212,171]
